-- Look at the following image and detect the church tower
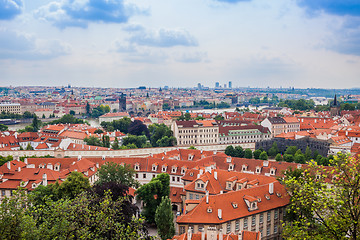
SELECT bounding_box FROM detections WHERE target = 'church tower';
[330,94,340,117]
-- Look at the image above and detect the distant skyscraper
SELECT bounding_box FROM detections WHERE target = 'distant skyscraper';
[229,81,232,89]
[224,84,227,88]
[215,82,220,88]
[197,83,202,90]
[119,93,126,111]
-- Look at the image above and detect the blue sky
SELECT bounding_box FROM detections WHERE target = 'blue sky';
[0,0,360,88]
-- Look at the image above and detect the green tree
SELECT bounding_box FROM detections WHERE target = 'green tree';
[149,124,175,147]
[101,135,110,148]
[225,145,235,157]
[275,153,282,161]
[26,143,34,150]
[259,151,268,160]
[284,154,295,162]
[282,153,360,240]
[86,102,91,115]
[253,149,262,159]
[184,112,191,121]
[294,154,306,164]
[111,137,120,150]
[57,171,90,199]
[285,146,298,156]
[155,196,175,240]
[305,146,312,161]
[214,114,224,121]
[244,149,253,159]
[188,145,196,149]
[69,110,75,115]
[268,142,279,157]
[136,173,170,224]
[96,162,140,188]
[0,189,29,240]
[0,124,8,131]
[84,136,101,146]
[48,114,85,124]
[234,146,244,158]
[32,115,41,132]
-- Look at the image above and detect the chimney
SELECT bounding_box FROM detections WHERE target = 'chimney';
[199,169,203,175]
[24,158,28,164]
[43,173,48,186]
[206,191,209,204]
[78,155,82,160]
[187,227,192,240]
[219,229,223,240]
[96,163,99,168]
[18,167,21,172]
[102,155,106,160]
[269,182,274,194]
[7,161,10,170]
[218,208,222,219]
[214,171,217,180]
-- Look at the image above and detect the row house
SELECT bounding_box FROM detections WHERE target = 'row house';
[338,126,360,145]
[219,125,271,145]
[172,120,219,146]
[183,168,277,205]
[176,182,289,240]
[171,229,261,240]
[261,117,300,137]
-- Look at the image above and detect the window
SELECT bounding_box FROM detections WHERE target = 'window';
[243,218,248,229]
[189,193,193,200]
[252,216,256,226]
[195,194,199,200]
[259,213,263,224]
[267,212,271,222]
[274,224,278,233]
[143,173,146,179]
[172,176,175,182]
[235,220,240,231]
[179,226,185,234]
[135,173,138,178]
[1,190,5,196]
[274,209,278,219]
[266,226,270,236]
[226,222,231,233]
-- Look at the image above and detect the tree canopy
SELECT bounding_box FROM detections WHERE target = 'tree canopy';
[136,173,170,224]
[282,153,360,239]
[96,162,140,188]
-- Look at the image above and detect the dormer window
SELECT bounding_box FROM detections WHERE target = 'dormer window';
[207,207,213,213]
[255,166,261,174]
[226,182,232,190]
[243,195,259,211]
[162,165,167,172]
[226,157,232,163]
[172,166,177,173]
[228,164,234,171]
[242,165,247,172]
[231,202,238,209]
[181,167,186,174]
[265,194,270,200]
[270,168,276,175]
[134,164,140,171]
[32,183,37,189]
[54,164,60,171]
[188,154,194,161]
[152,164,158,171]
[237,184,242,190]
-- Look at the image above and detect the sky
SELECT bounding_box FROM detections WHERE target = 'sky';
[0,0,360,89]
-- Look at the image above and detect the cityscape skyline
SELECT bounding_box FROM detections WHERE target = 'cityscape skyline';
[1,0,360,89]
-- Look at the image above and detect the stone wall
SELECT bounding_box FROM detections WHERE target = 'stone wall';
[255,137,330,156]
[0,143,255,159]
